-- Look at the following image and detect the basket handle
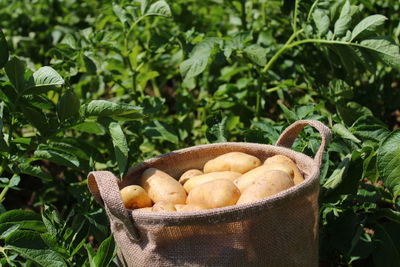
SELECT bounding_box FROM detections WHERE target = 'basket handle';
[275,120,331,166]
[87,171,140,241]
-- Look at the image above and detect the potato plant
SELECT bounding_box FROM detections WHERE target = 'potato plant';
[0,0,399,266]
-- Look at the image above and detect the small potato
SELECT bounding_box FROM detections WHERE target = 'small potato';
[120,185,152,210]
[179,169,203,185]
[152,201,177,212]
[186,179,241,209]
[140,168,187,204]
[183,171,242,193]
[237,170,294,205]
[264,155,304,184]
[203,152,261,174]
[175,204,207,212]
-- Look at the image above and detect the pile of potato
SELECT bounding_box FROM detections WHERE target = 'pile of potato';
[120,152,304,212]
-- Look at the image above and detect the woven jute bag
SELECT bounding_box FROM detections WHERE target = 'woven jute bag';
[88,119,331,267]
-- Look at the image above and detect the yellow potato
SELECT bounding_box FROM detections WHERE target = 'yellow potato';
[234,165,280,193]
[186,179,241,209]
[140,168,187,204]
[259,162,294,179]
[203,152,261,174]
[174,204,207,212]
[183,171,242,193]
[236,170,294,205]
[120,185,152,210]
[152,201,177,212]
[264,155,304,184]
[179,169,203,185]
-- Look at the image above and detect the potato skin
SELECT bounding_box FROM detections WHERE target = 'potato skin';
[174,204,207,212]
[234,165,282,193]
[120,185,152,210]
[203,152,261,174]
[236,170,294,205]
[152,201,177,212]
[183,171,242,193]
[186,179,241,209]
[264,155,304,185]
[179,169,203,185]
[140,168,187,204]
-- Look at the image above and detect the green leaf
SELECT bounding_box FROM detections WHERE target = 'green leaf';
[25,66,65,94]
[57,90,80,121]
[277,102,298,122]
[20,106,49,133]
[334,1,352,36]
[337,101,373,126]
[377,129,400,198]
[34,149,81,169]
[351,124,390,142]
[72,121,106,135]
[22,95,55,110]
[41,209,58,237]
[5,57,26,92]
[146,1,171,17]
[85,244,97,267]
[18,163,53,181]
[108,121,129,176]
[94,234,117,267]
[224,32,253,58]
[358,37,400,71]
[328,79,353,100]
[140,0,148,15]
[180,38,221,81]
[313,9,330,36]
[0,224,20,239]
[0,210,46,232]
[5,230,67,267]
[322,155,351,191]
[244,44,267,66]
[0,28,8,69]
[112,4,129,26]
[144,120,179,145]
[41,233,70,259]
[374,208,400,224]
[373,223,400,267]
[180,54,209,81]
[84,100,142,120]
[8,175,20,188]
[332,124,361,143]
[351,14,387,41]
[206,114,227,143]
[362,148,379,183]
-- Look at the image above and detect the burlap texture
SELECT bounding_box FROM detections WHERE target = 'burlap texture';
[88,120,331,267]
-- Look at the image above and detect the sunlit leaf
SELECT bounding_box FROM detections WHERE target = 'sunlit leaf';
[377,129,400,198]
[25,66,65,94]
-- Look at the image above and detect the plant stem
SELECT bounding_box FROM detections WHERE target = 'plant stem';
[307,0,319,22]
[261,1,266,25]
[0,247,12,265]
[246,0,253,24]
[262,29,303,73]
[255,75,263,119]
[241,0,247,31]
[292,0,300,34]
[0,186,9,203]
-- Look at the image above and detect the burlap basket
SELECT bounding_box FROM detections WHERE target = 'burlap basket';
[88,119,331,267]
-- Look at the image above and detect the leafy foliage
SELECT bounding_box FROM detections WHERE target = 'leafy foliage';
[0,0,399,266]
